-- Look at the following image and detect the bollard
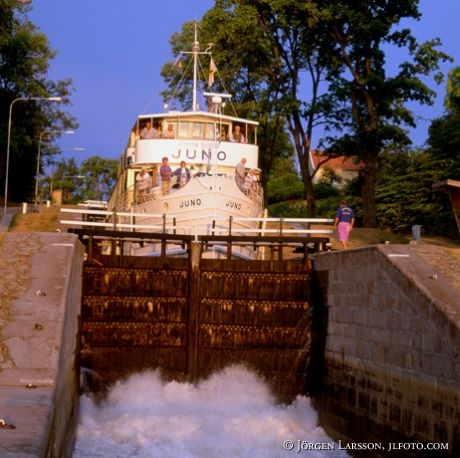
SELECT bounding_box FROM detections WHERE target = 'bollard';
[22,202,28,214]
[411,224,421,242]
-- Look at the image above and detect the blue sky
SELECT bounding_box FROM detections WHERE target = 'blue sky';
[27,0,460,163]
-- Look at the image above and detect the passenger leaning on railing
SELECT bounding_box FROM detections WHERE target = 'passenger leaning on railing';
[173,161,191,188]
[140,121,159,139]
[163,123,175,139]
[160,157,172,195]
[243,169,258,200]
[235,157,247,191]
[136,168,151,203]
[229,125,246,143]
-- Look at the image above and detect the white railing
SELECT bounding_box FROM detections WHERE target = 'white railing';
[60,207,334,237]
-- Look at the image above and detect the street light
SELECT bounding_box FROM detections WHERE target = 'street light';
[35,129,75,207]
[4,96,62,216]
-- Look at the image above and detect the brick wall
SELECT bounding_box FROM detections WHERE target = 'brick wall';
[312,245,460,457]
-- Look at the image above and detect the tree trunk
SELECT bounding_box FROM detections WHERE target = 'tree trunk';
[304,174,316,217]
[361,150,378,227]
[297,150,316,217]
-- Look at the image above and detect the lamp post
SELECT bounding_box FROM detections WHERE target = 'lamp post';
[35,129,75,207]
[4,96,62,216]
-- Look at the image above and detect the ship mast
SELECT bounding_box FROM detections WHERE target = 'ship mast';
[181,24,212,112]
[192,29,199,112]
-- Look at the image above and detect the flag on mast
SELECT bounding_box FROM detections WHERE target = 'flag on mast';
[174,56,183,69]
[208,57,217,86]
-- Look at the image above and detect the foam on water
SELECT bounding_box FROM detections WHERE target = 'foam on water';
[73,365,349,457]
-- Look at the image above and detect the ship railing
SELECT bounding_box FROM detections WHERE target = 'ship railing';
[61,208,174,232]
[60,208,333,237]
[61,208,334,261]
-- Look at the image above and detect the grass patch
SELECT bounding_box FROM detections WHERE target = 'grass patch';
[9,207,61,232]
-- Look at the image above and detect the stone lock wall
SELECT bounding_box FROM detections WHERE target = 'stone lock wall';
[312,245,460,457]
[0,233,84,457]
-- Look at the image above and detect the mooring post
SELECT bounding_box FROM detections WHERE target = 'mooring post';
[87,235,93,264]
[187,240,202,382]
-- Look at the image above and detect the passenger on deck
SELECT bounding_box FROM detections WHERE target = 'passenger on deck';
[244,168,258,200]
[173,161,191,187]
[229,125,245,143]
[163,123,175,139]
[140,121,158,139]
[160,157,172,195]
[136,167,151,202]
[235,157,247,191]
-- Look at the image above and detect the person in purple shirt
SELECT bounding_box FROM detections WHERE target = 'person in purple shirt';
[160,157,172,195]
[334,200,355,249]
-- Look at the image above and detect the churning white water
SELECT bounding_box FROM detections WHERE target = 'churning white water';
[73,365,349,458]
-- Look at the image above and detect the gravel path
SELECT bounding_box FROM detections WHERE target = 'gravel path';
[412,242,460,292]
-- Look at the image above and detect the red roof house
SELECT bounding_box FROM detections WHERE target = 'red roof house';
[309,150,363,187]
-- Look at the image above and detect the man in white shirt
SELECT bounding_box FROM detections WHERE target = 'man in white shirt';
[136,168,151,202]
[140,121,158,139]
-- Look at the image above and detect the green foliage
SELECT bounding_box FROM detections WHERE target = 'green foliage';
[266,156,304,204]
[445,67,460,115]
[266,171,304,204]
[314,195,340,219]
[375,151,457,235]
[313,167,343,199]
[41,156,118,204]
[314,181,339,200]
[80,156,118,202]
[427,116,460,171]
[268,200,307,218]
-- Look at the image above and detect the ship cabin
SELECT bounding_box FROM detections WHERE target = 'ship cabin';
[108,111,260,211]
[122,111,258,168]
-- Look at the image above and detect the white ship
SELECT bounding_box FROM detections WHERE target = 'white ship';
[107,30,264,258]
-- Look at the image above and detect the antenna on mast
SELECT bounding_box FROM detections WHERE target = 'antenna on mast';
[192,25,199,111]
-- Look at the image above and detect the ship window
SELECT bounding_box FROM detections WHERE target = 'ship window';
[204,123,218,140]
[177,121,189,138]
[157,120,236,141]
[219,124,229,141]
[192,122,204,138]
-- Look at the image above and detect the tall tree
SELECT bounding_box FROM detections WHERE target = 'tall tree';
[321,0,451,226]
[48,157,80,203]
[79,156,118,202]
[0,2,75,204]
[202,0,336,216]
